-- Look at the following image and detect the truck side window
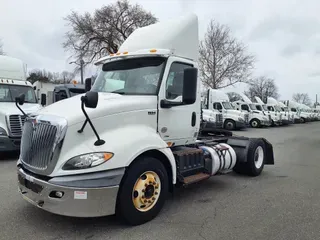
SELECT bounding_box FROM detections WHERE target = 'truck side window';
[241,105,249,111]
[55,90,68,102]
[268,106,274,111]
[256,105,262,111]
[213,102,222,110]
[166,62,192,99]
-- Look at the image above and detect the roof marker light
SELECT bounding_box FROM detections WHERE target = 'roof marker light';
[150,49,157,53]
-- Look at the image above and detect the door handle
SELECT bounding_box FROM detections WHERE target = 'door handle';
[191,112,196,126]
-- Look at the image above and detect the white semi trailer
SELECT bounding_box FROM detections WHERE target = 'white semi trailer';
[16,14,274,225]
[0,55,43,152]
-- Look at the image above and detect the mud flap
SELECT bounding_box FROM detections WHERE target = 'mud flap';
[226,137,274,165]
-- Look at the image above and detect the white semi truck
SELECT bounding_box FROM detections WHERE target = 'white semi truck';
[285,100,310,123]
[266,97,291,125]
[16,14,274,225]
[200,92,224,130]
[0,55,43,152]
[255,96,282,126]
[226,92,270,128]
[202,89,248,130]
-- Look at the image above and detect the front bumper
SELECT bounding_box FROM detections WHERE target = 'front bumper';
[17,166,125,217]
[281,119,290,125]
[0,136,21,152]
[261,120,271,127]
[235,121,247,129]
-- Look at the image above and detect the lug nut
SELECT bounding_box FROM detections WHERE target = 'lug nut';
[152,197,156,200]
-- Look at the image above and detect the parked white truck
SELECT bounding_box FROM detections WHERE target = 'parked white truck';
[285,100,309,123]
[266,97,291,125]
[0,55,43,152]
[16,14,274,225]
[200,91,224,130]
[202,89,248,130]
[226,92,270,128]
[255,96,282,126]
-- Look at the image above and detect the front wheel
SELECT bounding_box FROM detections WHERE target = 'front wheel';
[116,156,169,225]
[224,119,236,130]
[250,119,261,128]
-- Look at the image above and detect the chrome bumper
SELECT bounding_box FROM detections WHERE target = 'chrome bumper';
[17,167,124,217]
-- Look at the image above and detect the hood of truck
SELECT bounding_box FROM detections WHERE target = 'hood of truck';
[0,102,42,116]
[36,92,157,125]
[225,109,241,116]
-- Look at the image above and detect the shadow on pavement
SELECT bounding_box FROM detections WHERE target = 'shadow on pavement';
[0,151,19,160]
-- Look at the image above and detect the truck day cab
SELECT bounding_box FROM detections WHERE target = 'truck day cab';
[16,14,274,225]
[202,89,248,130]
[255,96,282,126]
[226,92,270,128]
[0,55,42,152]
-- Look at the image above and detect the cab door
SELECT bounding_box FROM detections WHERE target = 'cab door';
[157,57,199,145]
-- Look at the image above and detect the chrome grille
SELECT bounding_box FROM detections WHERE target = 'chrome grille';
[19,115,67,175]
[20,120,57,170]
[244,114,249,124]
[8,115,26,137]
[216,113,223,128]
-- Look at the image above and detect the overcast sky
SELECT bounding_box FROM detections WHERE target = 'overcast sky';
[1,0,320,101]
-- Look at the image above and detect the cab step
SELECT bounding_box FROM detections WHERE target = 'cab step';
[183,172,211,185]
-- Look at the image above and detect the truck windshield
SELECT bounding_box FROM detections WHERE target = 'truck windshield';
[256,105,262,111]
[275,106,282,111]
[262,105,268,111]
[92,57,166,95]
[222,102,233,109]
[0,84,37,103]
[249,104,257,110]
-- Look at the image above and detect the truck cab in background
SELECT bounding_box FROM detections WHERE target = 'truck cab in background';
[225,92,270,128]
[255,96,282,126]
[34,81,86,106]
[0,55,42,152]
[285,100,308,123]
[267,97,290,125]
[201,93,223,130]
[203,88,248,130]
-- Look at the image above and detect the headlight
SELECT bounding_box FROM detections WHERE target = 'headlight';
[62,152,114,170]
[209,117,215,122]
[0,127,7,136]
[238,117,244,121]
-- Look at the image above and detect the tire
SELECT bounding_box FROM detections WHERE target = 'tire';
[233,139,266,176]
[301,117,306,123]
[224,119,236,130]
[250,119,261,128]
[116,156,169,225]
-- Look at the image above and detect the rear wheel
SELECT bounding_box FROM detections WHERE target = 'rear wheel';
[233,139,266,176]
[116,156,169,225]
[224,119,236,130]
[250,119,261,128]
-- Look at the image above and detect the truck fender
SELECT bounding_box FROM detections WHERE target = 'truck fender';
[227,137,274,165]
[98,125,177,184]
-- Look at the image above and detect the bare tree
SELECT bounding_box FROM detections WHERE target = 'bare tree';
[292,93,312,106]
[63,0,157,72]
[61,71,76,83]
[27,69,76,84]
[199,20,255,89]
[244,76,279,103]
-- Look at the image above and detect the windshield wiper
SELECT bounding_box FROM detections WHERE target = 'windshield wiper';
[110,91,126,95]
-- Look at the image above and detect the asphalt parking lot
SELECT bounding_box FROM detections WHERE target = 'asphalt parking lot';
[1,123,320,240]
